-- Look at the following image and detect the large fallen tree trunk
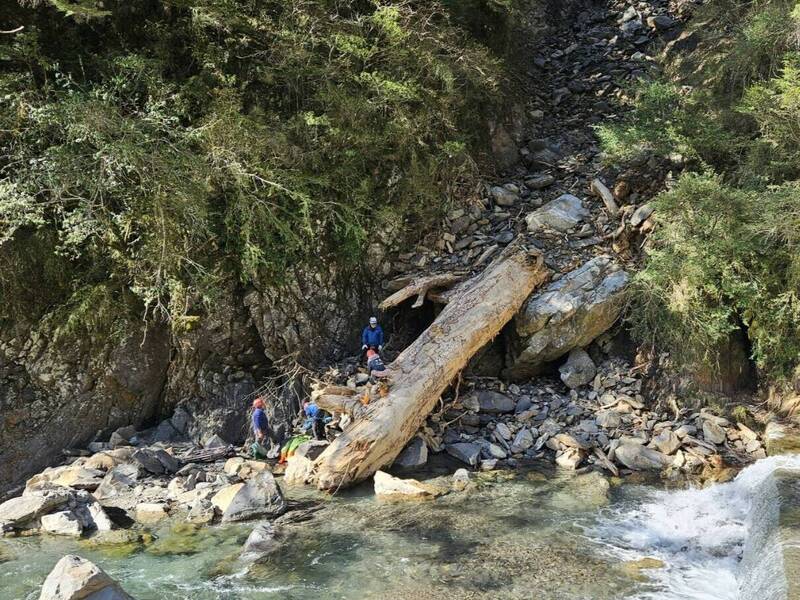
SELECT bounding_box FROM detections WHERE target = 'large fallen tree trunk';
[312,245,549,490]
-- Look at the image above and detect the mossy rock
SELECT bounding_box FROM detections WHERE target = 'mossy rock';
[0,543,16,564]
[79,529,150,559]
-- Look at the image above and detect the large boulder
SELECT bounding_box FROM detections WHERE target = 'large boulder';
[39,555,133,600]
[132,448,179,475]
[373,471,438,502]
[525,194,590,233]
[506,256,629,380]
[40,511,83,537]
[26,465,106,493]
[0,489,70,529]
[211,471,286,522]
[283,441,329,486]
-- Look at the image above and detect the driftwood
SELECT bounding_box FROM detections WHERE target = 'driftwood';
[314,394,368,419]
[179,445,236,463]
[312,245,548,490]
[378,273,465,310]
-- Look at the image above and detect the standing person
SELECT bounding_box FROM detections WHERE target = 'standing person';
[361,316,384,355]
[251,397,269,458]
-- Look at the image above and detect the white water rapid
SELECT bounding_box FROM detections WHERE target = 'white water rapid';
[589,455,800,600]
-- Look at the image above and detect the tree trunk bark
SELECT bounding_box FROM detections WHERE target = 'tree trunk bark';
[312,245,548,490]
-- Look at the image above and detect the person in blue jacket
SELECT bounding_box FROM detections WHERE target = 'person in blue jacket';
[361,316,384,353]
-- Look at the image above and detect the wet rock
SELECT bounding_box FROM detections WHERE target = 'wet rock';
[394,437,428,472]
[525,194,590,233]
[41,511,83,537]
[0,490,70,529]
[507,256,629,379]
[186,499,215,525]
[240,523,283,563]
[212,471,286,522]
[614,442,671,471]
[134,503,168,525]
[446,443,481,467]
[559,348,597,389]
[556,447,585,470]
[132,448,179,475]
[451,469,473,492]
[374,471,438,501]
[39,554,133,600]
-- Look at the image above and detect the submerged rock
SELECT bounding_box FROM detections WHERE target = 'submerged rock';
[240,523,283,563]
[39,554,134,600]
[374,471,438,501]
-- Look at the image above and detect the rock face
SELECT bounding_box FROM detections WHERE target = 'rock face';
[39,555,133,600]
[211,471,286,522]
[373,471,437,501]
[507,256,629,379]
[0,325,170,497]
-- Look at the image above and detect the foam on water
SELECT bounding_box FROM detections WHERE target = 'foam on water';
[588,455,800,600]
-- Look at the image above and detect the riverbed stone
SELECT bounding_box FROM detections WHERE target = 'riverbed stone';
[41,511,83,537]
[26,465,106,493]
[283,441,329,486]
[92,464,141,509]
[652,430,681,455]
[132,448,179,475]
[510,428,534,453]
[374,471,437,501]
[240,523,283,563]
[135,503,168,525]
[555,447,584,470]
[39,554,133,600]
[451,469,473,492]
[84,448,135,472]
[614,442,671,471]
[0,490,70,529]
[475,391,515,413]
[212,471,286,522]
[446,443,482,467]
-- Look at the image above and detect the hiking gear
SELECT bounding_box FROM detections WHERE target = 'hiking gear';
[279,435,310,463]
[249,442,268,459]
[361,324,384,349]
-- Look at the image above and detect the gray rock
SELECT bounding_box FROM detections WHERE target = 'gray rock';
[559,348,597,389]
[92,464,141,508]
[39,554,133,600]
[170,407,191,434]
[596,410,622,429]
[615,442,671,471]
[217,471,286,523]
[702,421,727,445]
[490,186,518,207]
[475,391,515,414]
[152,420,181,443]
[446,443,481,467]
[652,430,682,455]
[393,437,428,471]
[204,434,229,449]
[0,490,70,529]
[40,511,83,537]
[494,231,515,245]
[507,256,629,379]
[525,174,555,190]
[630,203,654,227]
[489,122,519,169]
[510,428,534,453]
[495,422,513,441]
[525,194,590,233]
[484,443,507,460]
[648,15,675,30]
[240,523,283,563]
[452,468,472,492]
[132,448,179,475]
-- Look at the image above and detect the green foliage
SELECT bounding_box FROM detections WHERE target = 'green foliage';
[605,0,800,381]
[0,0,503,330]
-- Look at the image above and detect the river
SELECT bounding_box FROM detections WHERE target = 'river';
[1,456,798,600]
